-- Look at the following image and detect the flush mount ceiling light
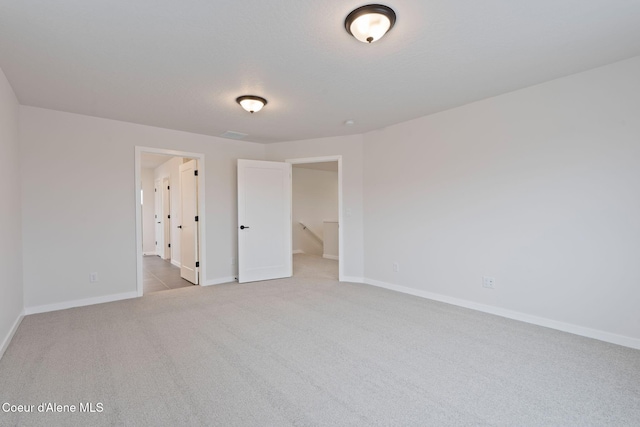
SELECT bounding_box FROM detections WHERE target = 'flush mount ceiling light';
[236,95,267,113]
[345,4,396,43]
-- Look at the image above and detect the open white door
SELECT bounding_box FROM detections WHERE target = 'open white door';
[163,177,171,260]
[180,159,199,284]
[154,179,163,256]
[237,159,292,283]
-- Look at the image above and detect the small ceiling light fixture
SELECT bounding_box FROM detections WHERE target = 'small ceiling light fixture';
[345,4,396,43]
[236,95,268,113]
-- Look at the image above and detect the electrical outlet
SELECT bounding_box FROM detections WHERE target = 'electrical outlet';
[393,262,399,273]
[89,272,99,283]
[482,276,495,289]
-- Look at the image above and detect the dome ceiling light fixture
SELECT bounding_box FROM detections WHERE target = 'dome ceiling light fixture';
[236,95,268,113]
[345,4,396,43]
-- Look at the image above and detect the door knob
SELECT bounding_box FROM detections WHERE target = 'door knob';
[240,225,250,230]
[178,225,182,229]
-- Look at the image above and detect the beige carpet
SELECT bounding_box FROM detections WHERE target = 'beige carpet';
[1,254,639,426]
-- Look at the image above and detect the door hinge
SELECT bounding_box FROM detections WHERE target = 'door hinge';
[194,170,198,176]
[154,188,157,192]
[168,214,170,219]
[168,243,171,248]
[195,216,199,222]
[195,261,200,268]
[155,241,157,245]
[167,186,170,190]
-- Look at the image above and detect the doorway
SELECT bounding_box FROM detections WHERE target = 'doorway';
[235,155,344,283]
[285,155,344,281]
[290,160,340,280]
[135,147,206,296]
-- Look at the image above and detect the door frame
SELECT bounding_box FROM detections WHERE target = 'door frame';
[135,146,206,297]
[286,155,344,282]
[154,178,164,256]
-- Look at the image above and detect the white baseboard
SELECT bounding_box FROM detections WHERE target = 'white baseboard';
[171,259,181,268]
[24,291,139,315]
[1,311,24,360]
[202,277,237,286]
[323,254,339,260]
[341,276,364,283]
[292,249,305,255]
[362,278,640,350]
[143,252,156,256]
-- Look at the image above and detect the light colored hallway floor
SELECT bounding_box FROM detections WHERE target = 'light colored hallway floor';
[143,255,193,294]
[293,253,338,280]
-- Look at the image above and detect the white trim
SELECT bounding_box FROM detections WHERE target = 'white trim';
[292,249,305,255]
[135,146,206,296]
[203,277,237,286]
[24,292,138,315]
[323,254,339,260]
[362,278,640,350]
[286,155,344,282]
[0,311,24,360]
[143,252,156,256]
[341,276,364,283]
[170,259,181,268]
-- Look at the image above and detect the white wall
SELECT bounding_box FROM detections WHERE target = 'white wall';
[266,135,364,280]
[363,56,640,346]
[292,167,338,256]
[9,55,640,349]
[0,66,23,356]
[153,157,183,265]
[141,168,155,255]
[19,106,265,310]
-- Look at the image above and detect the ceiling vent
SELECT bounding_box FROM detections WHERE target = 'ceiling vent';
[220,130,248,140]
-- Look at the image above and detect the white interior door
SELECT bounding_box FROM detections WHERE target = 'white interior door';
[154,179,163,256]
[163,177,171,260]
[180,159,199,284]
[237,159,292,283]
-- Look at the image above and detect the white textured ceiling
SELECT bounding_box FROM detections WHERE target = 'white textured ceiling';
[1,1,640,143]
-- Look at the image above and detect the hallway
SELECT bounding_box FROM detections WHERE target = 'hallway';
[143,255,194,294]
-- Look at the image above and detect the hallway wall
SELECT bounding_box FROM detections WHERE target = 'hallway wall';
[141,168,156,255]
